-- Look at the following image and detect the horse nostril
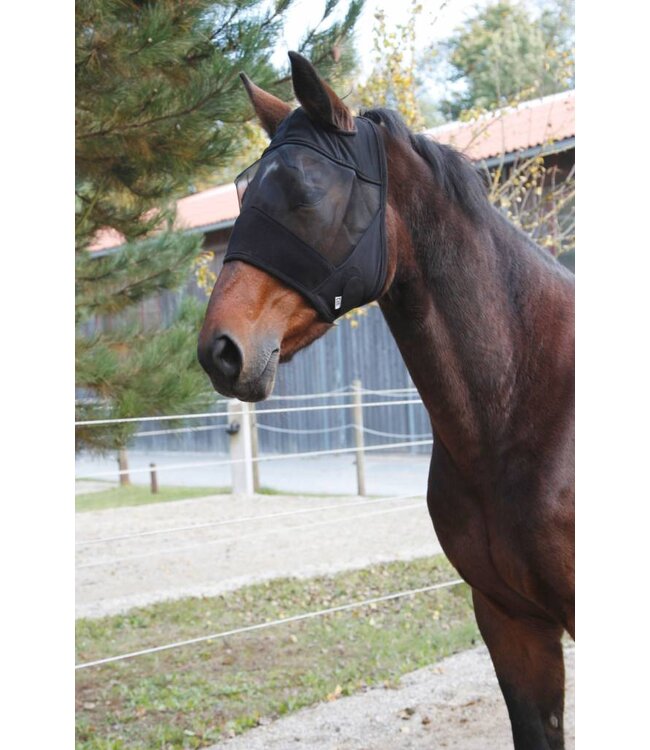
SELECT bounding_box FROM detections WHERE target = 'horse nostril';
[212,335,242,381]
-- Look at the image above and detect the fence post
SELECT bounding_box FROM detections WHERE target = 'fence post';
[227,399,254,496]
[249,403,261,493]
[352,379,366,496]
[117,448,130,487]
[149,463,158,494]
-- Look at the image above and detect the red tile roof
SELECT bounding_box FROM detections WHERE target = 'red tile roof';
[90,90,574,252]
[174,183,240,233]
[89,184,239,253]
[424,89,575,161]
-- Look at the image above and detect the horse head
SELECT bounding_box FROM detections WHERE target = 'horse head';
[197,53,397,401]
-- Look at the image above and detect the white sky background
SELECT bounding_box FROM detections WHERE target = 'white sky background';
[273,0,493,93]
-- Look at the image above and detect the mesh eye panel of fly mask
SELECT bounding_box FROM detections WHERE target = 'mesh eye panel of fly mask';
[223,108,388,322]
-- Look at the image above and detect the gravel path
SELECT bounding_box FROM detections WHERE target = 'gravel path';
[76,493,575,749]
[207,643,575,750]
[76,492,439,619]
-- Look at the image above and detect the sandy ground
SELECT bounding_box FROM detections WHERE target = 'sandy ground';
[76,492,439,618]
[76,493,575,749]
[206,643,575,750]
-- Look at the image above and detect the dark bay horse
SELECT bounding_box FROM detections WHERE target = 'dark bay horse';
[198,53,574,750]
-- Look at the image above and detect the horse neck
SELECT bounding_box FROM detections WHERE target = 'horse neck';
[379,148,573,475]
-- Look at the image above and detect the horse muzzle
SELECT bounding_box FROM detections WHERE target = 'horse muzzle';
[197,330,280,402]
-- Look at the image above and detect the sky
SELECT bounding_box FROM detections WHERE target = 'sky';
[274,0,492,78]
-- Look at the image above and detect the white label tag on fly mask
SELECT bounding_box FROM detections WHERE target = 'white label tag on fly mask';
[334,296,342,310]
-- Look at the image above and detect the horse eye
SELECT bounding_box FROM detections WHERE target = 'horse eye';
[280,170,326,207]
[292,186,324,208]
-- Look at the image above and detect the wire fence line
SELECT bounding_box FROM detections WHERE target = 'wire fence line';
[77,501,425,569]
[76,386,433,496]
[75,395,424,427]
[76,385,431,463]
[267,386,419,400]
[132,422,228,439]
[75,387,354,413]
[76,386,419,419]
[264,386,355,400]
[76,493,425,547]
[75,578,464,670]
[353,387,419,397]
[255,422,351,435]
[131,421,430,440]
[360,425,432,440]
[76,438,433,480]
[255,423,431,439]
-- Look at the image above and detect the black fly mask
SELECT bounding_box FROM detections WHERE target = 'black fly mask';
[224,108,388,323]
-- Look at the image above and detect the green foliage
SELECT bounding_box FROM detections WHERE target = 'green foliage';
[425,0,574,120]
[76,297,211,452]
[76,231,201,322]
[75,0,363,454]
[353,1,426,129]
[76,0,363,249]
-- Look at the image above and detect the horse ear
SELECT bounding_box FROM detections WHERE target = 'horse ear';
[288,51,355,133]
[240,73,292,138]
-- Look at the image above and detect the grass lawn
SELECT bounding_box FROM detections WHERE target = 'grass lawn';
[76,484,355,512]
[76,555,480,750]
[75,484,230,512]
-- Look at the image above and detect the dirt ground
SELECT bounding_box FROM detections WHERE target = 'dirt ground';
[77,494,575,749]
[76,492,439,618]
[206,643,575,750]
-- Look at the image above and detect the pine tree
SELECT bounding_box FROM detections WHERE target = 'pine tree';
[76,0,362,472]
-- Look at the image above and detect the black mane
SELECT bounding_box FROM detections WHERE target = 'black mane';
[360,107,493,225]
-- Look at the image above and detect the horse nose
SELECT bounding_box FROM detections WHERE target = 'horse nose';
[210,334,243,382]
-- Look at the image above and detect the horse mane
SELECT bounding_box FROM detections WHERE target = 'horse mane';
[360,107,493,225]
[360,107,570,283]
